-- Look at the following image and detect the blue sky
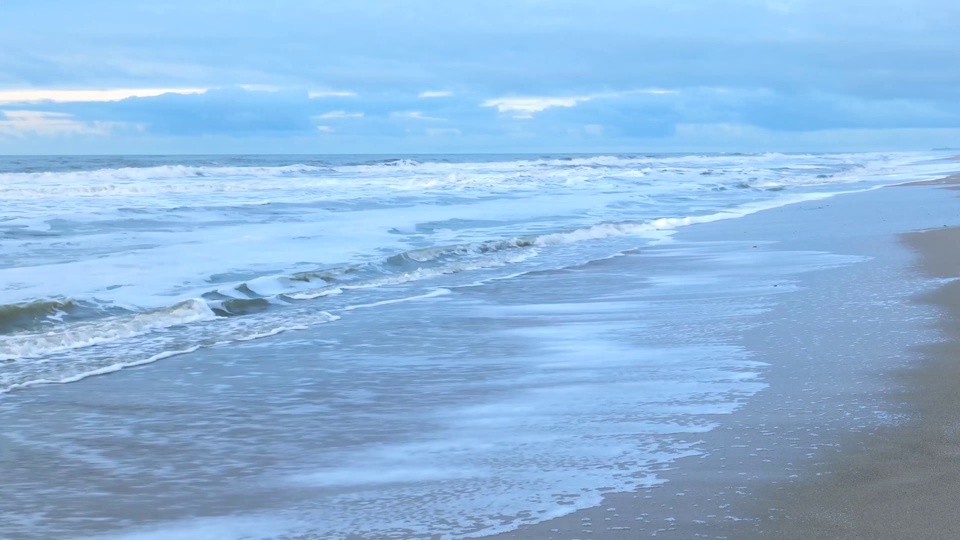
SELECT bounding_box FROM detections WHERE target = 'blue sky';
[1,0,958,154]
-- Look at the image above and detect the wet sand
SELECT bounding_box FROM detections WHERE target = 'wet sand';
[897,174,960,188]
[733,224,960,539]
[485,181,960,539]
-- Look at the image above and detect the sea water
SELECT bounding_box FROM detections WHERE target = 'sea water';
[0,152,955,538]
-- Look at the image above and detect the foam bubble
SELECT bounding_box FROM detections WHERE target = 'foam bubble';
[342,289,452,311]
[1,346,201,393]
[0,299,215,361]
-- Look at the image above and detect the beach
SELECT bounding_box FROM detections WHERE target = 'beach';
[733,217,960,539]
[2,154,960,539]
[490,180,960,539]
[2,0,958,535]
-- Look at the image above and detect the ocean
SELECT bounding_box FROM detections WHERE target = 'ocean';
[0,152,956,539]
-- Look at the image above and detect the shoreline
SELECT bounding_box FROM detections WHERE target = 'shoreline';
[728,220,960,539]
[485,181,960,539]
[896,174,960,188]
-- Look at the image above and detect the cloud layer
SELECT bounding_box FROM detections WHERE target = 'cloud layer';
[0,0,958,153]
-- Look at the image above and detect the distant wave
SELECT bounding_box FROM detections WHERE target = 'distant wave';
[0,151,926,206]
[0,163,329,183]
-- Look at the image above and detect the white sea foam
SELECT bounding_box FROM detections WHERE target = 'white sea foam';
[2,151,952,540]
[234,324,313,341]
[0,151,942,205]
[0,311,339,394]
[1,151,955,395]
[284,287,344,300]
[0,163,326,184]
[0,346,202,393]
[341,288,452,311]
[0,299,216,361]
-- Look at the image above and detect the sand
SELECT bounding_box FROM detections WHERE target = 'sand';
[896,174,960,187]
[753,228,960,538]
[484,181,960,539]
[725,224,960,540]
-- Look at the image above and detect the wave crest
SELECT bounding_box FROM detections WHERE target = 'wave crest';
[0,299,216,361]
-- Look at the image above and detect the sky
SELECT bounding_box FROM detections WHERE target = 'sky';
[0,0,958,154]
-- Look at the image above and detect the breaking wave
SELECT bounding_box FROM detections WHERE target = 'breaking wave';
[0,298,112,332]
[3,150,943,396]
[0,299,216,361]
[0,151,907,201]
[1,190,840,365]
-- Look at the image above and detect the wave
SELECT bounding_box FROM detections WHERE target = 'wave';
[0,303,339,394]
[341,288,451,311]
[0,188,856,369]
[0,152,926,209]
[0,163,329,183]
[0,185,873,398]
[1,346,203,393]
[0,298,114,333]
[3,151,925,180]
[2,190,842,361]
[241,196,838,300]
[0,299,216,361]
[0,316,339,394]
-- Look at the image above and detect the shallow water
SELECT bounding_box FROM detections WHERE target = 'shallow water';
[0,152,957,538]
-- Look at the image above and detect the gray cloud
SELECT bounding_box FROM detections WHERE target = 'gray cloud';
[1,0,958,151]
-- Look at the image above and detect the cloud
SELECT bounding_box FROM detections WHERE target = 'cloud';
[1,0,958,153]
[308,90,357,98]
[238,84,283,92]
[1,83,955,153]
[2,0,958,103]
[418,91,453,98]
[60,87,322,136]
[482,96,589,118]
[390,110,445,121]
[0,110,126,137]
[0,88,208,104]
[315,110,364,119]
[481,90,679,119]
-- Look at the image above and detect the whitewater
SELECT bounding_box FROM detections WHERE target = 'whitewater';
[0,151,957,539]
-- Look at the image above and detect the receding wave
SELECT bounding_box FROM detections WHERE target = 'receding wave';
[0,314,340,395]
[2,346,203,393]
